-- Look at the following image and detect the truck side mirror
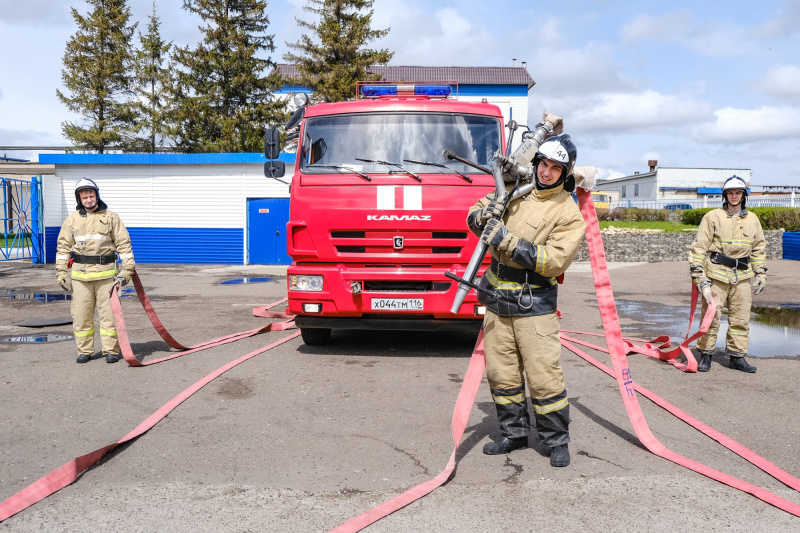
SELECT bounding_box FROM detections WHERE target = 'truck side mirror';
[286,106,306,131]
[264,127,281,160]
[264,160,286,179]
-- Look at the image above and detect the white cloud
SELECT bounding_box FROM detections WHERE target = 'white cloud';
[0,126,62,146]
[596,167,626,181]
[567,90,711,132]
[0,0,72,25]
[754,0,800,38]
[620,9,755,57]
[621,10,692,44]
[693,105,800,143]
[527,43,635,96]
[375,4,498,65]
[753,64,800,102]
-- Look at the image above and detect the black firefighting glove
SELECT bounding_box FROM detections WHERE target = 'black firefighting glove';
[481,218,519,254]
[478,198,504,227]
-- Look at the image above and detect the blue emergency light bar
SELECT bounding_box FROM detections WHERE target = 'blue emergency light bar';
[360,84,452,98]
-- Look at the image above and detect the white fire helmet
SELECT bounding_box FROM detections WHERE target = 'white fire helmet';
[722,175,748,207]
[532,134,577,190]
[535,135,576,176]
[74,178,100,209]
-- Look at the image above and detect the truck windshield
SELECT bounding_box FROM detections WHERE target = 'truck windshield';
[300,113,501,174]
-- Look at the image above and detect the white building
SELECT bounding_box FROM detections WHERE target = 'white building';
[38,153,294,265]
[597,160,752,209]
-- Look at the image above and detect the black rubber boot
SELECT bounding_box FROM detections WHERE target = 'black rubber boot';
[697,349,713,372]
[76,354,91,364]
[549,444,570,467]
[531,390,570,449]
[105,353,120,364]
[484,386,530,455]
[729,355,756,373]
[483,436,528,455]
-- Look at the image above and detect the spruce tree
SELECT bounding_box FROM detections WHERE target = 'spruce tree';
[168,0,286,153]
[131,1,172,153]
[284,0,393,103]
[57,0,138,153]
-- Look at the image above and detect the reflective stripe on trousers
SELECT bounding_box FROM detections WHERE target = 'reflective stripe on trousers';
[71,277,119,355]
[697,277,752,353]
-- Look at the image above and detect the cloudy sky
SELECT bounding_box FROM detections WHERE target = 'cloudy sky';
[1,0,799,185]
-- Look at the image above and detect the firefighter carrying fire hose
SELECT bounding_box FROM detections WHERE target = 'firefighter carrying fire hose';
[56,179,135,364]
[689,175,767,373]
[466,134,589,467]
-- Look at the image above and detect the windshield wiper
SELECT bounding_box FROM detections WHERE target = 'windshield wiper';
[355,158,422,181]
[403,159,472,182]
[307,164,371,181]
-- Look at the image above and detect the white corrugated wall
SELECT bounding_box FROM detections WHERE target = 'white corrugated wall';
[44,162,291,264]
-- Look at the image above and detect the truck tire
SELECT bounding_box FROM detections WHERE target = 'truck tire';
[300,327,332,345]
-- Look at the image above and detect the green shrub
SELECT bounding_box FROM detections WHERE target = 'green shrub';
[600,207,668,222]
[679,206,800,230]
[749,207,800,231]
[681,208,714,225]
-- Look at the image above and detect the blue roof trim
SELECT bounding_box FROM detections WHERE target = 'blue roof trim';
[455,84,528,97]
[275,83,529,98]
[40,153,296,165]
[275,85,310,94]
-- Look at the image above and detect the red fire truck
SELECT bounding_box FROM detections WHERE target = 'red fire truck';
[264,84,504,345]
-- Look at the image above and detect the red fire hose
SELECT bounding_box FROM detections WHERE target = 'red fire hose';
[3,192,799,526]
[328,188,800,531]
[0,276,298,522]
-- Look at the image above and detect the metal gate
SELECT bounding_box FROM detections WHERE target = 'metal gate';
[1,176,44,263]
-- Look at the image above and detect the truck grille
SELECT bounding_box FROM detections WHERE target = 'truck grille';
[363,281,452,292]
[332,231,468,255]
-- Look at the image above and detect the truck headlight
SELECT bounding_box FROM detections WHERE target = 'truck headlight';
[289,275,323,291]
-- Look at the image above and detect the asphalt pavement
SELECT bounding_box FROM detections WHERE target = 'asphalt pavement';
[1,260,799,532]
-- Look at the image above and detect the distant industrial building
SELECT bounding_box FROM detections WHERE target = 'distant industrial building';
[594,161,798,209]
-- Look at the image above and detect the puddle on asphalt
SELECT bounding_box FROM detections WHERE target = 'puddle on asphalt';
[218,277,275,285]
[614,299,800,359]
[2,287,147,302]
[2,290,71,302]
[0,334,73,343]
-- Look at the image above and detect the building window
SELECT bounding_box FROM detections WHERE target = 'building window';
[621,185,627,198]
[634,184,639,197]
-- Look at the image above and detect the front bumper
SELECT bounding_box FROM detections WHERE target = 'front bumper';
[287,263,486,321]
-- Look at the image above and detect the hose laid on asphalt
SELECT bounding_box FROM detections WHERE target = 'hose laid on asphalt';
[0,277,298,522]
[562,276,713,374]
[116,272,294,366]
[561,189,800,516]
[328,188,800,532]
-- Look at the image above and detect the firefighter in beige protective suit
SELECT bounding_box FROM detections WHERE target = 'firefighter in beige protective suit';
[467,134,586,467]
[56,179,135,364]
[689,175,766,373]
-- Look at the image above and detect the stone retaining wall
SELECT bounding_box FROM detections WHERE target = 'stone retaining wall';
[574,230,784,262]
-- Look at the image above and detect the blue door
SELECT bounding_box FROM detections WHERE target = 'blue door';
[247,198,291,264]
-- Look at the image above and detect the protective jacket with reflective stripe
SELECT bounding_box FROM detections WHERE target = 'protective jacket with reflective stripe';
[689,208,766,285]
[468,182,586,316]
[56,205,134,281]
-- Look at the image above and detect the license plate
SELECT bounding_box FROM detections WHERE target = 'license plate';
[371,298,424,311]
